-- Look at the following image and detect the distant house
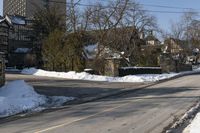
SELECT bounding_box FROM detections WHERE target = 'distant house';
[84,43,128,76]
[146,35,161,46]
[145,32,161,46]
[163,38,188,54]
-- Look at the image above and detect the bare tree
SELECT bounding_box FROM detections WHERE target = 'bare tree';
[168,10,198,40]
[117,1,157,65]
[66,0,81,32]
[85,0,156,66]
[88,0,128,48]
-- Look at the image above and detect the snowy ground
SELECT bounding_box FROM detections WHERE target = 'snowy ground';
[21,68,182,83]
[182,105,200,133]
[0,80,74,118]
[166,102,200,133]
[183,113,200,133]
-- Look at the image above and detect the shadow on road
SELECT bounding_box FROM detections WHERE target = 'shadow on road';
[33,86,199,121]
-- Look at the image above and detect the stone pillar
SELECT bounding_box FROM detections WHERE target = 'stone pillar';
[104,58,121,77]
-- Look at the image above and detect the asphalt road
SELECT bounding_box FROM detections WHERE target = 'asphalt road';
[6,73,146,99]
[1,74,200,133]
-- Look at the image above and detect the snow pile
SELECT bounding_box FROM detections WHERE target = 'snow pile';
[0,18,6,23]
[0,80,74,118]
[21,68,178,83]
[184,113,200,133]
[8,15,26,25]
[182,102,200,133]
[166,102,200,133]
[121,67,161,69]
[193,66,200,72]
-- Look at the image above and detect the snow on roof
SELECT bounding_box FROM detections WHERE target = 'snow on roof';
[84,44,122,59]
[0,18,5,23]
[84,44,98,59]
[6,15,26,25]
[103,47,122,59]
[84,44,98,52]
[14,48,31,53]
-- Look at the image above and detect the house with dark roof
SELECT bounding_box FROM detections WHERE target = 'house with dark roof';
[145,32,161,46]
[7,15,36,68]
[0,15,36,68]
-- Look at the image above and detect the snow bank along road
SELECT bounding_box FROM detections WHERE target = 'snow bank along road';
[1,74,200,133]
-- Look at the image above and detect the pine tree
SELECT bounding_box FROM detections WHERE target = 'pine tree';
[64,33,85,72]
[42,29,65,71]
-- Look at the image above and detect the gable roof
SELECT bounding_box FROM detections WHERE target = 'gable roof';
[0,17,11,27]
[5,15,26,25]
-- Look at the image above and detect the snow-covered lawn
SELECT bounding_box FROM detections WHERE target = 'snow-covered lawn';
[0,80,74,118]
[21,68,180,82]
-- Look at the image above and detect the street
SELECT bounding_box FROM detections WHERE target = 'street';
[6,73,146,99]
[1,74,200,133]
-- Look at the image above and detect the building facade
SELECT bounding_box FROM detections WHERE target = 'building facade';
[6,15,36,68]
[0,15,36,68]
[2,0,66,68]
[3,0,66,18]
[0,18,10,56]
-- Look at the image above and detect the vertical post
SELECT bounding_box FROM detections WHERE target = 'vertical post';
[0,53,5,87]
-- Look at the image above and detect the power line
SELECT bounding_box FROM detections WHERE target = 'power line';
[97,0,196,10]
[77,3,192,14]
[141,4,194,10]
[97,0,197,10]
[48,0,199,14]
